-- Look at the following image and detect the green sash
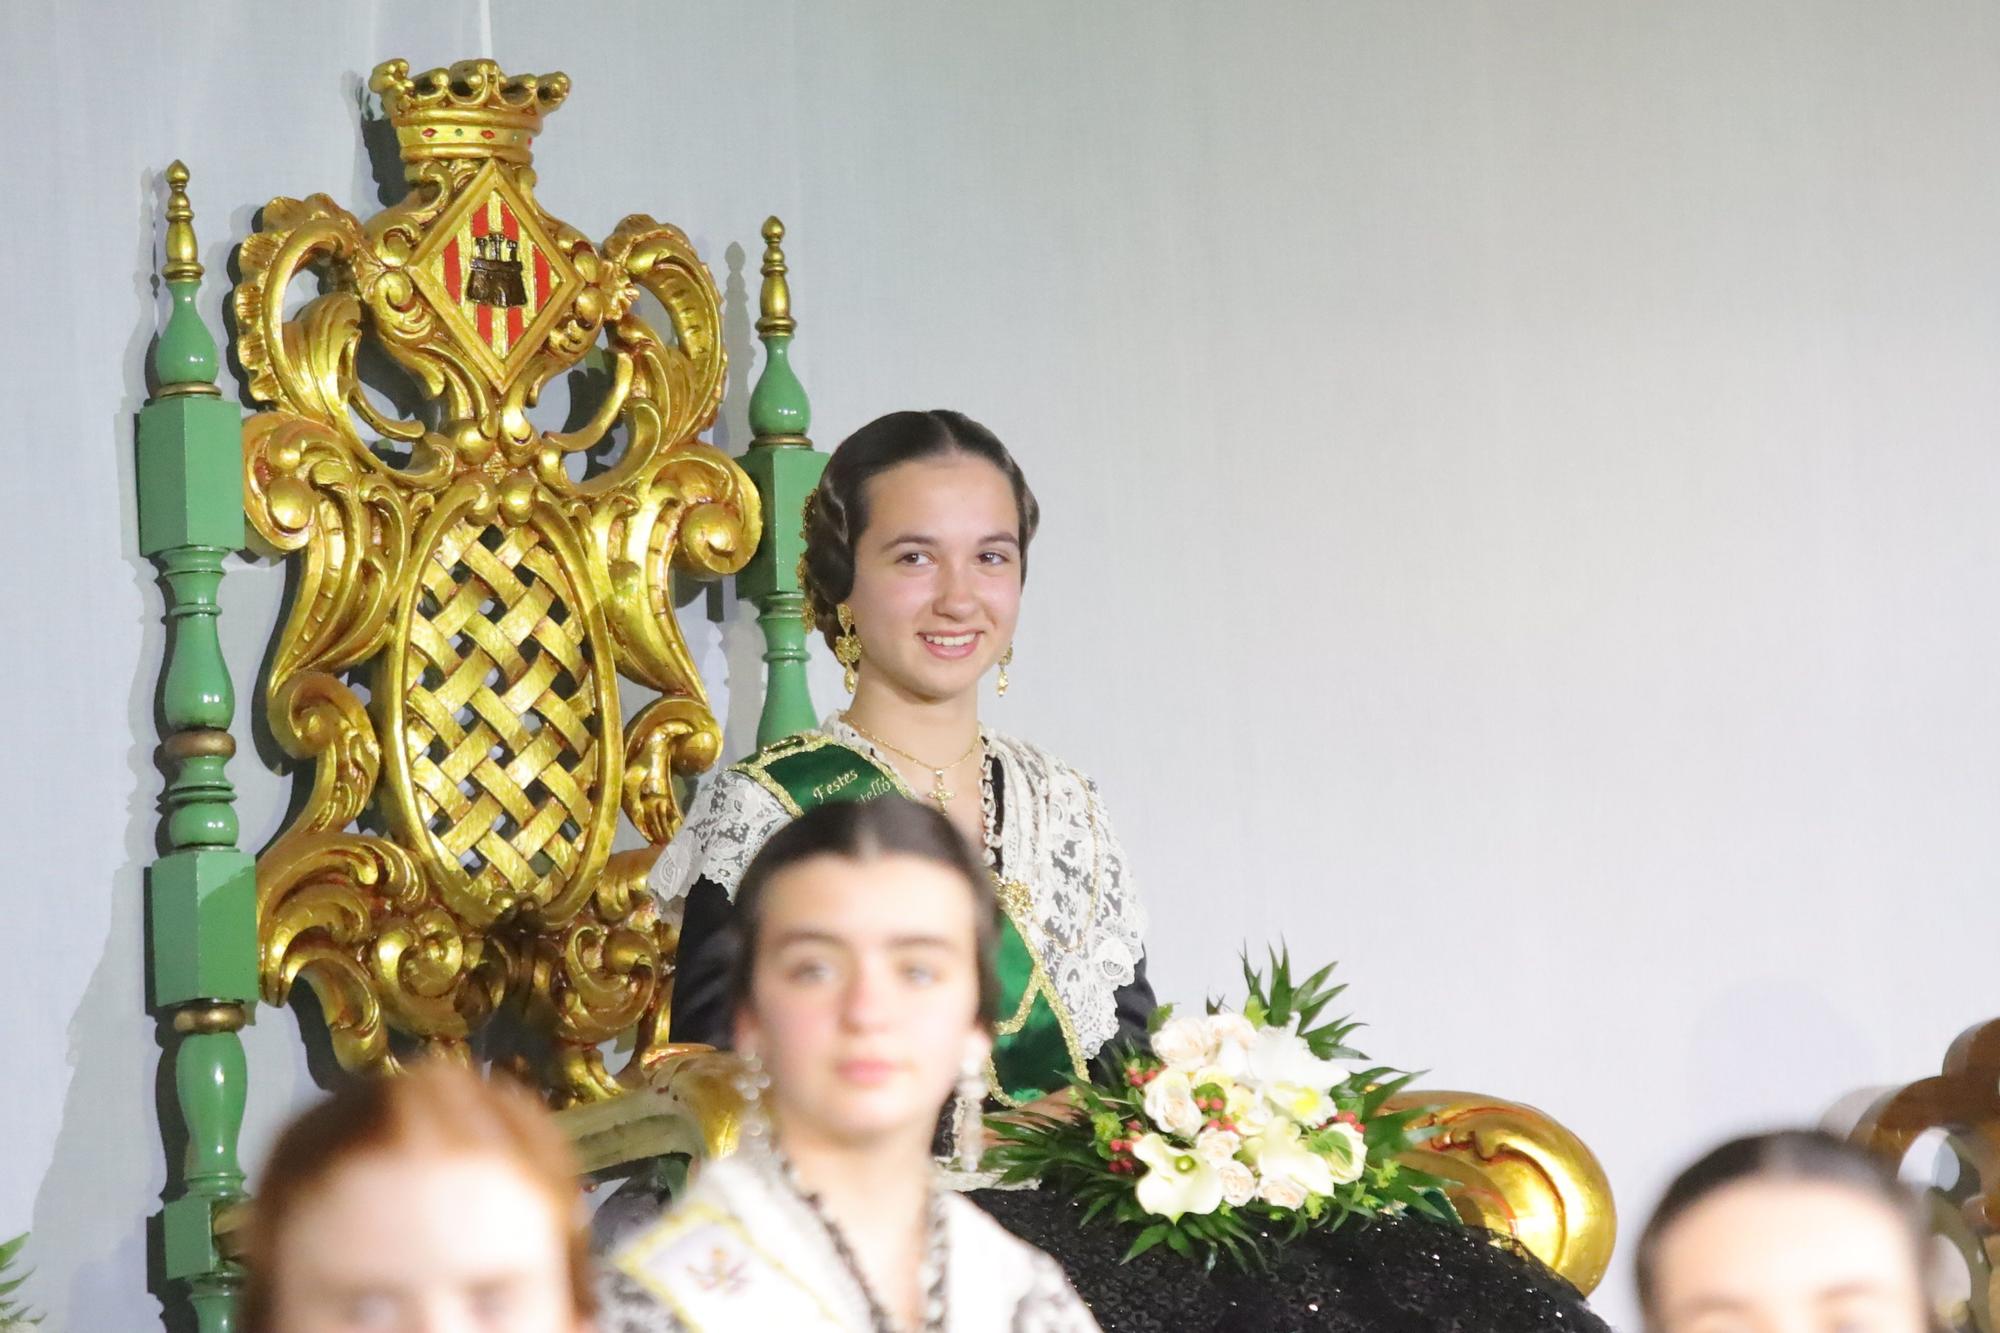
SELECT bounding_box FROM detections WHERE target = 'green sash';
[735,734,1086,1104]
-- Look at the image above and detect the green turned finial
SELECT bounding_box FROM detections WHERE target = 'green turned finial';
[153,161,220,395]
[748,216,811,442]
[139,155,254,1333]
[738,215,827,745]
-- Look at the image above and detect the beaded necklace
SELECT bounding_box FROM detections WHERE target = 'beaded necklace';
[774,1146,950,1333]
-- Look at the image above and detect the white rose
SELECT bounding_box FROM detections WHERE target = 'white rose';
[1150,1015,1216,1070]
[1142,1069,1205,1139]
[1203,1010,1256,1078]
[1208,1010,1257,1049]
[1257,1175,1308,1209]
[1218,1160,1257,1208]
[1195,1128,1242,1166]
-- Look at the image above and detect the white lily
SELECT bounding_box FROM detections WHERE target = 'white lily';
[1320,1120,1368,1185]
[1244,1019,1349,1098]
[1132,1133,1225,1221]
[1265,1081,1338,1127]
[1224,1080,1273,1136]
[1243,1120,1337,1200]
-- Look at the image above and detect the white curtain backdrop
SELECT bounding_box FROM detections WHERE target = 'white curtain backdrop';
[4,2,1998,1326]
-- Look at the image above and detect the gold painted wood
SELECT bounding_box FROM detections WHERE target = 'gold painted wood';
[554,1049,748,1172]
[236,58,758,1103]
[1385,1089,1616,1295]
[1851,1018,2000,1332]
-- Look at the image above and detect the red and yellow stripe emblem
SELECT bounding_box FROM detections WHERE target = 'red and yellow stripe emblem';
[438,193,554,359]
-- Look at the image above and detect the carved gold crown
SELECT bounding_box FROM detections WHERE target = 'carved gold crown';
[369,58,570,166]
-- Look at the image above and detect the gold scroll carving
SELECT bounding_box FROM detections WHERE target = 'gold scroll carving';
[236,58,758,1102]
[1385,1089,1617,1295]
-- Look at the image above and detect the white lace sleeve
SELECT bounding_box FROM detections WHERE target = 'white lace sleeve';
[988,735,1149,1057]
[645,768,791,910]
[1012,1252,1103,1332]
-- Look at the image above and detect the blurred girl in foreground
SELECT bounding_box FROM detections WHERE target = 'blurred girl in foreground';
[243,1060,593,1333]
[1638,1129,1936,1333]
[601,797,1097,1332]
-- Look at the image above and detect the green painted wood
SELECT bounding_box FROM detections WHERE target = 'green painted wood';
[157,548,235,734]
[178,1031,248,1194]
[160,1195,223,1285]
[754,595,820,747]
[149,851,258,1007]
[140,163,250,1333]
[747,330,811,440]
[735,443,826,599]
[739,217,825,746]
[154,276,221,393]
[137,397,247,554]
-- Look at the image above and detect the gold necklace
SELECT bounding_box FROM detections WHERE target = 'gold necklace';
[840,714,981,812]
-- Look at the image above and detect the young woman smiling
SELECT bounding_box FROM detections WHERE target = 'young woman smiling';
[656,408,1155,1124]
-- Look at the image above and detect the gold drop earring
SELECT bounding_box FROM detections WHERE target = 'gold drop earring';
[997,644,1013,697]
[835,604,862,694]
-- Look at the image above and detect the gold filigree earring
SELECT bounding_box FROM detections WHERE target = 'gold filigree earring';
[997,644,1014,697]
[835,604,862,694]
[796,557,817,629]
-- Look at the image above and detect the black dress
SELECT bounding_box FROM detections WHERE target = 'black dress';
[656,763,1609,1333]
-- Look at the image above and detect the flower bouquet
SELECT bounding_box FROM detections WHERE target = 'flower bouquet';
[984,951,1454,1269]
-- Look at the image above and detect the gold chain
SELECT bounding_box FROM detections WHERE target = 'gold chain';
[839,713,982,813]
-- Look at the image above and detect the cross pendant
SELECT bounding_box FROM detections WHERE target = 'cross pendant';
[928,773,954,809]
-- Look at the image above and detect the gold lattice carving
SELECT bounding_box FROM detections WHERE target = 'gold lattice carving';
[236,57,759,1102]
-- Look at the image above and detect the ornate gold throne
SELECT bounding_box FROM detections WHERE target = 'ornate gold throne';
[141,56,1616,1315]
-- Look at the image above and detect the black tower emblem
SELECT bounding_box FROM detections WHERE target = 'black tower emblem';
[465,234,528,309]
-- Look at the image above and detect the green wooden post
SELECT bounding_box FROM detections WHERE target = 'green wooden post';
[139,162,256,1333]
[735,217,827,747]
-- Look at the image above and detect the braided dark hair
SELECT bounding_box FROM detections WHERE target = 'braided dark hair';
[729,796,1002,1029]
[800,409,1040,647]
[1635,1129,1934,1326]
